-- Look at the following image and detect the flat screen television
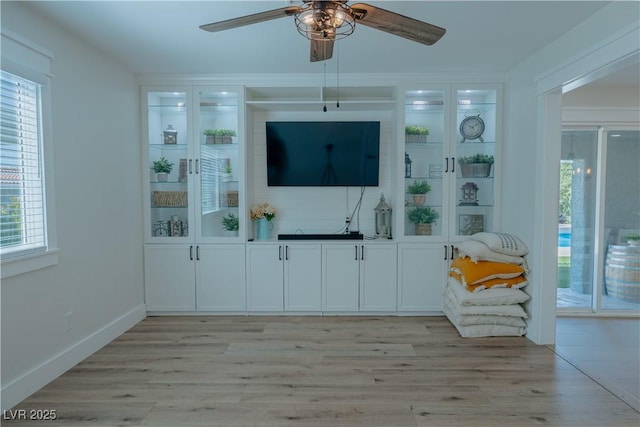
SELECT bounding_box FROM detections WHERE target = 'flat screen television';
[266,121,380,186]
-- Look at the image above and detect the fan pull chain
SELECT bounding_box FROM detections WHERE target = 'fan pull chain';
[336,41,340,109]
[323,53,327,112]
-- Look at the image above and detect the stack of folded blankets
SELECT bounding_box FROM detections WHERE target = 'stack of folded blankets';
[444,232,530,338]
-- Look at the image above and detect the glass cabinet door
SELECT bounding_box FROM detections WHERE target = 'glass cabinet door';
[453,88,497,238]
[403,89,446,238]
[195,89,240,239]
[147,91,191,240]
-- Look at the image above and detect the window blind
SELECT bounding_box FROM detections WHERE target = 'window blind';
[0,70,46,256]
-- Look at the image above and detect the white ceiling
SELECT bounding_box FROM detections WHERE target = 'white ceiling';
[26,1,615,76]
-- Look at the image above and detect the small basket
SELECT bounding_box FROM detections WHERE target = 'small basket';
[153,191,188,207]
[225,190,239,207]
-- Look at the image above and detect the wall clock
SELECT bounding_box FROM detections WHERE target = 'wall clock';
[459,111,485,143]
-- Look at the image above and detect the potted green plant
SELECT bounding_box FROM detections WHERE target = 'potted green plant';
[458,153,494,178]
[221,161,232,182]
[407,180,431,206]
[203,129,237,144]
[407,206,439,236]
[625,232,640,246]
[152,156,173,182]
[405,125,429,143]
[222,213,239,236]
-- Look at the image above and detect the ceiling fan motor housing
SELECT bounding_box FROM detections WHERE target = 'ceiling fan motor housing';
[296,1,356,40]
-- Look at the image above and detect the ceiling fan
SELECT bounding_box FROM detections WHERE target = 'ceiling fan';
[200,1,446,62]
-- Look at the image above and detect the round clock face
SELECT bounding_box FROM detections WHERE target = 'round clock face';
[460,115,485,141]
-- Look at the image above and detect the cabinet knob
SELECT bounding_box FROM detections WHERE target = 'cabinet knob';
[189,245,194,261]
[444,245,448,260]
[451,157,455,173]
[451,245,455,260]
[444,157,449,173]
[355,245,358,261]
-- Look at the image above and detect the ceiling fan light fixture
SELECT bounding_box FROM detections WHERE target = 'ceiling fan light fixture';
[295,2,355,41]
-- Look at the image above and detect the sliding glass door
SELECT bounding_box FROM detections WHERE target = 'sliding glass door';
[557,128,640,313]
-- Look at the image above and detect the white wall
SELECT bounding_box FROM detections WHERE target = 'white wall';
[504,2,639,343]
[1,3,144,409]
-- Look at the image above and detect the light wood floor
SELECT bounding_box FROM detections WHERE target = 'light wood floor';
[552,317,640,412]
[6,316,640,426]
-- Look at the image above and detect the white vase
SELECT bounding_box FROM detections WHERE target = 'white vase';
[156,172,168,182]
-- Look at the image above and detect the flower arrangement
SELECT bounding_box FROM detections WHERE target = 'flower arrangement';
[250,203,276,221]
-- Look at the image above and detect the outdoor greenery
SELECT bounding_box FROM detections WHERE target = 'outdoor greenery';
[624,232,640,242]
[0,196,22,246]
[557,256,570,289]
[559,161,573,223]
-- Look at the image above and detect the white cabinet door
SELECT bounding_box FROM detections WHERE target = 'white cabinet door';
[196,244,246,311]
[144,245,196,311]
[247,244,284,311]
[322,244,360,312]
[284,244,322,311]
[397,243,446,312]
[360,244,398,312]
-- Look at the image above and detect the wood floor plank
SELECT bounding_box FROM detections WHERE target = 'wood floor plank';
[6,316,639,427]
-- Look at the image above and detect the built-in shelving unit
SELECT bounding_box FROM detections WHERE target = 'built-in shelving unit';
[141,80,501,315]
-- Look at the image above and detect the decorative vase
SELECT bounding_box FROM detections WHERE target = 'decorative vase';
[256,218,272,240]
[412,194,426,206]
[156,172,168,182]
[415,223,432,236]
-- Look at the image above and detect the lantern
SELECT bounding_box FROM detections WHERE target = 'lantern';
[460,182,479,206]
[405,153,412,178]
[163,124,177,144]
[374,193,392,239]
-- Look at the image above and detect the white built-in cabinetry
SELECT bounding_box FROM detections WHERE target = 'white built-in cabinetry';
[142,86,247,312]
[141,81,501,315]
[246,243,322,312]
[322,243,397,312]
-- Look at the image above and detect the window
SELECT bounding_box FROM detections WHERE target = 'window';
[1,70,46,257]
[1,29,57,278]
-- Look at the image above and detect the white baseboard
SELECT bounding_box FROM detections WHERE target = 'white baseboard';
[1,304,146,411]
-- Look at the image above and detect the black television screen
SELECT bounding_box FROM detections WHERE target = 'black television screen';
[266,121,380,186]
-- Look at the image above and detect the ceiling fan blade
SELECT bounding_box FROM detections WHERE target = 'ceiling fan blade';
[350,3,446,46]
[310,39,334,62]
[200,6,301,32]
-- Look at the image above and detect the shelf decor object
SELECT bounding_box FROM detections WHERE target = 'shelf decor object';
[407,180,431,206]
[374,193,392,239]
[168,215,185,237]
[153,191,188,207]
[204,129,236,144]
[405,126,429,143]
[405,152,412,178]
[152,156,174,182]
[459,214,484,236]
[458,154,494,178]
[163,124,177,144]
[459,182,479,206]
[250,203,276,240]
[407,206,439,236]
